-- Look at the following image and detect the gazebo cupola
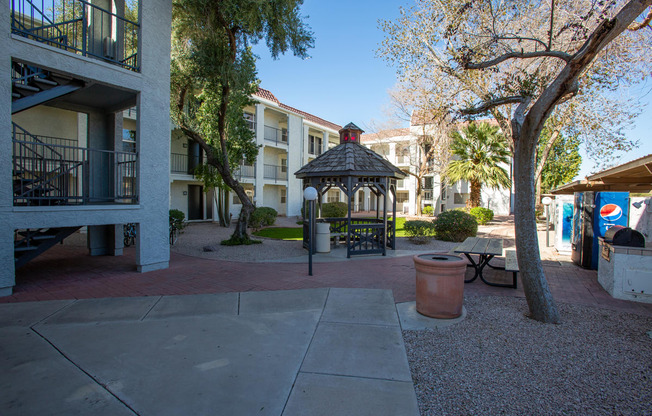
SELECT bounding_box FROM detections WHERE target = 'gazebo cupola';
[339,122,363,144]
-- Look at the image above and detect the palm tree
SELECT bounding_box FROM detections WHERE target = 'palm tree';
[444,122,511,208]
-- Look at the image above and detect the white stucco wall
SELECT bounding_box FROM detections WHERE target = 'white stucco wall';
[630,197,652,244]
[12,106,79,140]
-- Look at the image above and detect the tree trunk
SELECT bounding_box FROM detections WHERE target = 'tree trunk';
[512,127,560,324]
[228,182,254,242]
[470,179,481,208]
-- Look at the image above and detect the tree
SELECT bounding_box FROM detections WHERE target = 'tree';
[537,128,582,194]
[444,122,511,208]
[170,0,313,244]
[380,0,652,323]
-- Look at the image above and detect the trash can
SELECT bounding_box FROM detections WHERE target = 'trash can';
[315,222,331,253]
[413,253,466,318]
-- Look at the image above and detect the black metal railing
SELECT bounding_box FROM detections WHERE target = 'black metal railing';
[11,0,140,72]
[13,125,137,205]
[264,164,287,181]
[423,190,433,200]
[264,125,288,145]
[171,153,189,174]
[302,217,396,256]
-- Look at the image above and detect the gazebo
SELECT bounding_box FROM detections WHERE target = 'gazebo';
[295,122,406,258]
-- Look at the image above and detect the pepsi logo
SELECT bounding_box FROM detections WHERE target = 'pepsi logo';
[600,204,622,221]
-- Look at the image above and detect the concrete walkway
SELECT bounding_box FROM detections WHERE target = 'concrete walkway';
[0,288,420,416]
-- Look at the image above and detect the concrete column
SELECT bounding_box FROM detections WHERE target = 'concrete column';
[135,0,171,273]
[303,125,310,165]
[286,114,303,216]
[363,188,370,211]
[87,224,123,256]
[0,6,14,294]
[254,104,265,206]
[322,130,328,154]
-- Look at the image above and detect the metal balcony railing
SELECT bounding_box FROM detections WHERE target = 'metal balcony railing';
[423,191,434,201]
[13,125,137,206]
[264,164,287,181]
[264,125,288,145]
[171,153,189,174]
[11,0,140,72]
[234,163,255,180]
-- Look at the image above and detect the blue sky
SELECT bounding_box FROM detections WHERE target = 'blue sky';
[252,0,651,179]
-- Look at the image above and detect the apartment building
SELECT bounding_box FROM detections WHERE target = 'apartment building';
[167,88,342,220]
[361,117,513,216]
[2,1,172,296]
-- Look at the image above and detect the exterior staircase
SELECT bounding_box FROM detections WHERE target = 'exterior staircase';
[11,61,84,114]
[14,227,81,269]
[12,122,82,206]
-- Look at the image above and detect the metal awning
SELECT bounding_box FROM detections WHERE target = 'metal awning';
[551,154,652,194]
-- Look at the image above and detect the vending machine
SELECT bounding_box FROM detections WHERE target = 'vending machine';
[554,195,574,254]
[571,191,629,269]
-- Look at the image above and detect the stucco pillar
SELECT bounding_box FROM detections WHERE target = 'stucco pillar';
[254,103,265,206]
[322,130,328,154]
[135,0,171,273]
[87,224,123,256]
[0,8,14,294]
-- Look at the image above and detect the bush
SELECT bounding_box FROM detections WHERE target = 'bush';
[433,210,478,242]
[422,206,434,216]
[169,209,186,230]
[321,202,348,218]
[404,220,436,244]
[469,207,494,225]
[250,206,278,230]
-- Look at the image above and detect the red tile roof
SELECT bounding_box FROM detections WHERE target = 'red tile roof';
[254,88,341,132]
[360,128,411,143]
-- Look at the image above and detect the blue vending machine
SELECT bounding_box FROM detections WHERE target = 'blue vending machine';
[571,191,629,269]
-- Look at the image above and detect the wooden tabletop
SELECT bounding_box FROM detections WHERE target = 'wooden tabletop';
[454,237,503,256]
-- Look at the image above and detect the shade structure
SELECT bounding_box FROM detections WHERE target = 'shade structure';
[295,123,406,258]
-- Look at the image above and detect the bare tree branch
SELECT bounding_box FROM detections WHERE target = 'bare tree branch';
[463,50,573,69]
[628,7,652,30]
[460,96,526,115]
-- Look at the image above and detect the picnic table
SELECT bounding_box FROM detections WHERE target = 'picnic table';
[453,237,518,289]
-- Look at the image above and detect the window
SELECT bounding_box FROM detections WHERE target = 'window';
[281,188,286,204]
[122,129,136,152]
[244,112,255,131]
[309,135,322,155]
[281,158,287,173]
[424,176,434,189]
[454,193,469,205]
[396,192,409,203]
[327,190,339,203]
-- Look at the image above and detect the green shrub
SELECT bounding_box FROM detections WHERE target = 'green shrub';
[469,207,494,225]
[422,206,434,216]
[433,210,478,242]
[404,220,436,244]
[169,209,186,230]
[321,202,348,218]
[250,207,278,229]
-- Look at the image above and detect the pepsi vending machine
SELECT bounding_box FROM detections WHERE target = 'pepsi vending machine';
[571,191,629,269]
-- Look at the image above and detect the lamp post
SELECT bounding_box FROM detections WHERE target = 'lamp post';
[542,196,553,247]
[303,186,318,276]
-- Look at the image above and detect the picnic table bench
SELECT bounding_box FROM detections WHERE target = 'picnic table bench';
[453,237,518,289]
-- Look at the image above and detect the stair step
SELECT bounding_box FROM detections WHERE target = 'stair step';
[49,73,74,85]
[31,234,57,241]
[32,77,58,89]
[12,92,21,99]
[13,83,40,93]
[14,245,38,252]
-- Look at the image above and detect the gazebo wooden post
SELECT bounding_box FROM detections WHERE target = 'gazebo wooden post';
[391,180,397,250]
[382,178,388,256]
[346,176,353,259]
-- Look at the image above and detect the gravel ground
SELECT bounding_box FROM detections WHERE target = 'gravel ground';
[404,296,652,416]
[170,219,460,262]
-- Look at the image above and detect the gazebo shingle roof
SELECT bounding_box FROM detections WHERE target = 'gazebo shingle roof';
[295,142,406,179]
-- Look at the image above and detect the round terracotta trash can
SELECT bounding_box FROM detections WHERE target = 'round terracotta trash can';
[413,253,466,319]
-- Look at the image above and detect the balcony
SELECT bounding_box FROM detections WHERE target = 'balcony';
[264,126,288,146]
[422,190,434,201]
[11,0,140,72]
[234,163,255,180]
[12,124,137,206]
[264,164,287,181]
